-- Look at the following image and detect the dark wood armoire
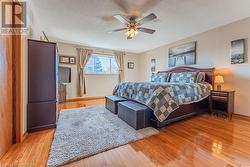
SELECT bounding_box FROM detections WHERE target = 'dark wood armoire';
[27,39,58,132]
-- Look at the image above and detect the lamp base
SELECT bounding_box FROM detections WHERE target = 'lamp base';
[216,85,222,91]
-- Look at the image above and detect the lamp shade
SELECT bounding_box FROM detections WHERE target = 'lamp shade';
[215,75,224,84]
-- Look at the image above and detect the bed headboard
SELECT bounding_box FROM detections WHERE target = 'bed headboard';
[158,66,215,88]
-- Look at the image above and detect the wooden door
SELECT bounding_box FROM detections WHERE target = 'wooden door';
[0,35,13,158]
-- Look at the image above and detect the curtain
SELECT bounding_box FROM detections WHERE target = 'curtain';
[114,52,125,83]
[77,48,93,96]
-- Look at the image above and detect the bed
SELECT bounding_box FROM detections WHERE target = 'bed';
[114,66,215,128]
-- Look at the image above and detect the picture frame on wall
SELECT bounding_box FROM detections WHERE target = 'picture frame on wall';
[128,62,134,69]
[168,42,197,67]
[59,56,70,64]
[59,55,76,65]
[231,39,246,64]
[69,57,76,64]
[151,58,156,73]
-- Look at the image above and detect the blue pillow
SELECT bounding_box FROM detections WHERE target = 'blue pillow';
[151,73,170,83]
[170,72,198,83]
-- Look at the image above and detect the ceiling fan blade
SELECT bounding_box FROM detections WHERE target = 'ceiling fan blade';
[111,28,128,32]
[114,15,129,25]
[138,13,157,25]
[138,27,156,34]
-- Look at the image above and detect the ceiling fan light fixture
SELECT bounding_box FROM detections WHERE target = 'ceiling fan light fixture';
[125,28,138,39]
[112,13,157,40]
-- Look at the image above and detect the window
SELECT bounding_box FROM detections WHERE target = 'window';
[85,54,118,74]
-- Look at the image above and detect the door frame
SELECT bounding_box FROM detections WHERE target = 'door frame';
[12,35,23,143]
[0,2,25,158]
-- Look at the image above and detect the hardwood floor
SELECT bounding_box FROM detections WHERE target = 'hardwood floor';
[58,99,105,110]
[1,99,250,167]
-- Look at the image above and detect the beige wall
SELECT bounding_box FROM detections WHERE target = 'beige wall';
[57,43,140,98]
[138,17,250,116]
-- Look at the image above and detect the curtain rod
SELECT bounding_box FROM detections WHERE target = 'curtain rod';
[93,51,115,56]
[72,45,126,55]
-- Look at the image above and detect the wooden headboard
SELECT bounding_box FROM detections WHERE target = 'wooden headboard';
[158,66,215,88]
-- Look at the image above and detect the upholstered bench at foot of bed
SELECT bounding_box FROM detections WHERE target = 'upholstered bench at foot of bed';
[118,101,152,130]
[105,96,127,114]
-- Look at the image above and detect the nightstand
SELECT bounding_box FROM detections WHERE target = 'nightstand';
[209,90,235,119]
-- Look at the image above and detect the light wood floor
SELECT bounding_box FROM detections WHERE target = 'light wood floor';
[1,99,250,167]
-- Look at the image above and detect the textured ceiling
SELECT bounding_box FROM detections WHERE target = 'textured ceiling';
[30,0,250,53]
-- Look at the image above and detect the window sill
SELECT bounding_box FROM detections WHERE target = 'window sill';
[86,73,119,75]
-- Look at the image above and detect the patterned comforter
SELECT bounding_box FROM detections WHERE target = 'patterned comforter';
[113,82,212,122]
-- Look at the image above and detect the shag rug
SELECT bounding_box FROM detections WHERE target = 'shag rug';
[47,105,159,167]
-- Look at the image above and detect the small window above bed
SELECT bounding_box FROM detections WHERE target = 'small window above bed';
[85,54,118,74]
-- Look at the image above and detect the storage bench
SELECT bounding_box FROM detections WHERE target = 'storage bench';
[105,96,127,114]
[118,101,151,130]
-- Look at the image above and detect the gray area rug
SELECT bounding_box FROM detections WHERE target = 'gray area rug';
[47,105,159,167]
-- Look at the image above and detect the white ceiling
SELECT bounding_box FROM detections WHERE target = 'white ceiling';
[30,0,250,53]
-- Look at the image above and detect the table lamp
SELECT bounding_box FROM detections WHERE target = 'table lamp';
[215,75,224,91]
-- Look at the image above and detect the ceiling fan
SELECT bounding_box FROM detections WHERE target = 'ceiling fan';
[111,13,157,40]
